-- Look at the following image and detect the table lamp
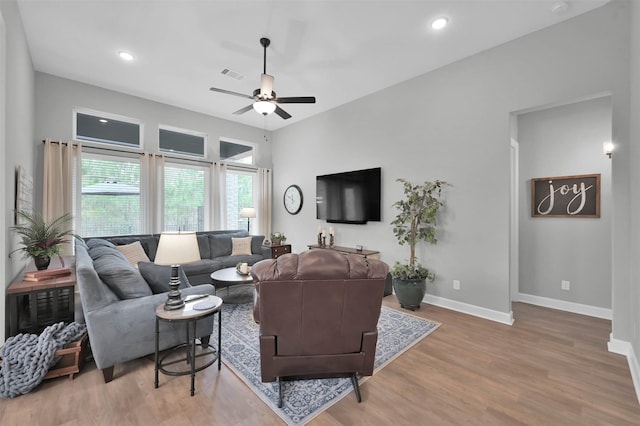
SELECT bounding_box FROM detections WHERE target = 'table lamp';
[154,231,201,310]
[240,207,256,232]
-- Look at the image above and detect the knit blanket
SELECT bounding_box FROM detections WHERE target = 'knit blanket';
[0,322,86,398]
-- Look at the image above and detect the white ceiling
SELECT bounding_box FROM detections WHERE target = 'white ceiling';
[17,0,610,131]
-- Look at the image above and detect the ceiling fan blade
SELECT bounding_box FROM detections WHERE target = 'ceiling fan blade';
[274,105,292,120]
[210,87,254,100]
[233,104,254,115]
[260,74,274,98]
[274,96,316,104]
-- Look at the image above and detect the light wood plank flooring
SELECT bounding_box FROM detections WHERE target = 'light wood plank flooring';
[1,299,639,425]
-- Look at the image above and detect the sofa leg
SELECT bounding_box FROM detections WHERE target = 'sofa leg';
[351,373,362,403]
[102,366,114,383]
[200,335,210,348]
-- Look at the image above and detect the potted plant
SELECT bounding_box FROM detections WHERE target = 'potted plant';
[270,232,286,246]
[10,209,75,270]
[391,178,449,310]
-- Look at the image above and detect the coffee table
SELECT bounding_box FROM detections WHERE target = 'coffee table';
[210,267,254,287]
[210,267,254,303]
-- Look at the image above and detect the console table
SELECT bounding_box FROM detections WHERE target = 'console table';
[307,244,380,260]
[262,243,292,259]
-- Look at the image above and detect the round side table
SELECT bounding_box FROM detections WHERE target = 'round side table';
[154,294,223,396]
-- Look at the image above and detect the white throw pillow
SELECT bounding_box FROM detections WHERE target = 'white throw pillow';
[231,237,252,256]
[116,241,151,268]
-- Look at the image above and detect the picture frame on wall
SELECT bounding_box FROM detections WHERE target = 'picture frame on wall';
[531,173,600,218]
[15,165,33,224]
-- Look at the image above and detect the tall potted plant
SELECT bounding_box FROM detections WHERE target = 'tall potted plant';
[10,209,75,270]
[391,178,449,310]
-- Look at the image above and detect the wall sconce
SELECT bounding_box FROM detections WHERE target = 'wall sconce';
[603,141,614,159]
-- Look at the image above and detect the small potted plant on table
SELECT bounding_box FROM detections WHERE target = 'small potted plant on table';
[10,209,75,270]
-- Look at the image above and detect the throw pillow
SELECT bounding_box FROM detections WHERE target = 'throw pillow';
[138,262,190,294]
[93,253,152,299]
[116,241,150,269]
[231,237,252,256]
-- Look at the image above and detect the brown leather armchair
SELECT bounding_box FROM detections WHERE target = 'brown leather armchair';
[251,249,389,407]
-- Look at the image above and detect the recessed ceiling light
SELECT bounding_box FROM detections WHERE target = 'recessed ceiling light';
[431,17,449,30]
[118,51,135,61]
[99,119,108,123]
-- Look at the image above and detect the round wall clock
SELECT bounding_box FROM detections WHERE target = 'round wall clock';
[284,185,303,215]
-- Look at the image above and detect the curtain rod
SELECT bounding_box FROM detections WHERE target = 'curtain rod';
[42,139,264,170]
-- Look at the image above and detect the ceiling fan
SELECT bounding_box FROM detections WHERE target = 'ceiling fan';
[210,37,316,120]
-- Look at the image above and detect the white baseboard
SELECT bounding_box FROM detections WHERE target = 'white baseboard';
[424,294,514,325]
[608,334,640,405]
[516,293,612,320]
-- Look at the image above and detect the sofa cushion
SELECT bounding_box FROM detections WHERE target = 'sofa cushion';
[86,238,115,249]
[89,245,128,261]
[116,241,151,268]
[217,254,264,268]
[231,237,252,256]
[138,262,190,294]
[181,259,223,277]
[251,235,265,254]
[197,235,211,259]
[208,232,247,258]
[93,252,152,299]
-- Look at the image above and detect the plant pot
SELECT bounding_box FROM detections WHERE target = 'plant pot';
[272,238,282,246]
[392,277,426,311]
[34,255,51,270]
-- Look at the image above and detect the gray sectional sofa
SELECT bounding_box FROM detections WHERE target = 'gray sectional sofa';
[75,230,270,383]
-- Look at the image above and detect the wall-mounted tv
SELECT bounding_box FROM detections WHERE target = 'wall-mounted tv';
[316,167,381,224]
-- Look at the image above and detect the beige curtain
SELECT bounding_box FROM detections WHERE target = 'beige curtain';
[210,162,227,230]
[140,153,164,233]
[257,168,272,237]
[42,140,82,255]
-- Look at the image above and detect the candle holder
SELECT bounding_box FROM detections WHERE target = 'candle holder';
[317,233,323,246]
[329,234,335,248]
[321,236,326,247]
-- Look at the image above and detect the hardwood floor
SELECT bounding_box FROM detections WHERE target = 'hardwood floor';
[1,299,639,425]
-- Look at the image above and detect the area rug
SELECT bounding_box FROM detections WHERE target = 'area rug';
[219,303,440,425]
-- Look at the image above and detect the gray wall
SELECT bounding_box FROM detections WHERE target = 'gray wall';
[1,0,36,344]
[518,97,612,308]
[34,72,273,204]
[272,2,630,317]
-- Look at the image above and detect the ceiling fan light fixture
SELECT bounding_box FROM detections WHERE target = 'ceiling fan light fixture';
[253,100,276,116]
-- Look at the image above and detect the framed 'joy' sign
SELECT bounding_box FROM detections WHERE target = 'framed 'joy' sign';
[531,174,600,218]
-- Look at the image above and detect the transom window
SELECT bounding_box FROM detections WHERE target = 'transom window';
[159,125,206,158]
[74,108,143,149]
[220,139,255,165]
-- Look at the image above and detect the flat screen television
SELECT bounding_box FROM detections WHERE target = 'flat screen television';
[316,167,381,224]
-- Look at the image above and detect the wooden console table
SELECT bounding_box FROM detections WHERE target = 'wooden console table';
[7,258,76,337]
[307,244,380,260]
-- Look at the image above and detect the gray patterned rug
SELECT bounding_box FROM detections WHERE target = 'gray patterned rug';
[219,302,440,425]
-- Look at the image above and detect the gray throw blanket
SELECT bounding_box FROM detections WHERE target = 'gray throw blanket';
[0,321,86,398]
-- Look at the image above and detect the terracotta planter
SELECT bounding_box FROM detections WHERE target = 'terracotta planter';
[392,277,426,311]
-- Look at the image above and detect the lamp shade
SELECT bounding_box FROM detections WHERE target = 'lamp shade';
[253,100,276,115]
[154,232,201,265]
[240,207,256,218]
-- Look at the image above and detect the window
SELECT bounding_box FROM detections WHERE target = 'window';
[226,169,256,232]
[220,139,255,165]
[159,126,206,158]
[80,154,141,236]
[164,163,207,231]
[74,108,143,149]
